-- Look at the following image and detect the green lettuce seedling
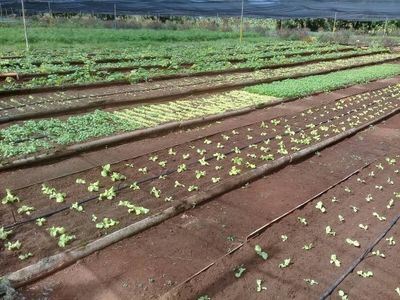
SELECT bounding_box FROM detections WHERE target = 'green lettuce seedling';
[325,226,336,236]
[5,240,21,251]
[346,238,360,247]
[298,217,308,226]
[88,181,100,192]
[70,202,84,212]
[338,290,348,300]
[330,254,341,267]
[17,205,35,215]
[2,189,20,204]
[18,252,33,260]
[278,258,291,268]
[357,270,373,278]
[315,201,326,213]
[0,227,12,240]
[36,218,46,226]
[254,245,268,260]
[234,265,246,278]
[256,279,267,292]
[58,234,76,248]
[96,218,119,229]
[304,279,318,286]
[101,164,111,177]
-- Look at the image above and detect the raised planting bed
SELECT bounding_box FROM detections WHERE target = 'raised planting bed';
[1,65,400,168]
[1,84,400,284]
[163,153,400,300]
[0,48,387,93]
[0,53,399,122]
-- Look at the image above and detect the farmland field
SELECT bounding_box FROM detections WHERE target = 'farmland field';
[1,25,400,300]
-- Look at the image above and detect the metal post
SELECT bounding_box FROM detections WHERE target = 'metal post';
[21,0,29,51]
[114,3,117,29]
[48,1,51,15]
[239,0,244,43]
[333,12,337,33]
[383,17,388,36]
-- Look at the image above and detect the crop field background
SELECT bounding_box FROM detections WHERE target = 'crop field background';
[0,13,400,300]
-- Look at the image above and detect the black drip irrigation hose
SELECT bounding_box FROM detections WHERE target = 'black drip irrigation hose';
[2,94,387,230]
[319,213,400,300]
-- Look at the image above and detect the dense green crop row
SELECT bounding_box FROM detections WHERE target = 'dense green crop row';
[1,63,400,161]
[0,48,384,91]
[245,64,400,98]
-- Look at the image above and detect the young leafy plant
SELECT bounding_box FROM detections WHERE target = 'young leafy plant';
[101,164,111,177]
[118,200,150,215]
[330,254,341,267]
[88,181,100,192]
[302,243,313,251]
[338,290,348,300]
[36,218,46,226]
[278,258,291,268]
[0,227,12,240]
[150,187,161,198]
[372,212,386,221]
[325,226,336,236]
[234,265,246,278]
[5,240,22,251]
[357,270,373,278]
[304,278,318,286]
[315,201,326,213]
[298,217,308,226]
[96,218,119,229]
[111,172,126,182]
[18,252,33,260]
[17,205,35,215]
[1,189,20,204]
[254,245,268,260]
[346,238,360,247]
[386,236,396,246]
[58,234,76,248]
[48,226,65,237]
[99,187,117,200]
[70,202,84,212]
[256,279,267,292]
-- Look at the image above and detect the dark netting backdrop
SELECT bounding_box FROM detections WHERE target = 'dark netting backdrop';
[0,0,399,20]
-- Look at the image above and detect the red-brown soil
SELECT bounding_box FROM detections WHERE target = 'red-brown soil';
[14,97,400,299]
[163,146,400,299]
[2,83,398,276]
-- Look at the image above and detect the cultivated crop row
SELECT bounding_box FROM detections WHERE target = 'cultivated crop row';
[1,84,399,275]
[0,48,386,91]
[0,65,399,164]
[176,153,400,300]
[0,52,398,122]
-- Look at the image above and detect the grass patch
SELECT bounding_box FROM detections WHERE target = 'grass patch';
[0,24,263,51]
[245,64,400,98]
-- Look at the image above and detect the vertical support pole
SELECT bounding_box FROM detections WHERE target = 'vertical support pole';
[21,0,29,51]
[114,3,117,29]
[48,1,51,15]
[0,4,2,18]
[383,17,388,36]
[333,12,337,33]
[239,0,244,43]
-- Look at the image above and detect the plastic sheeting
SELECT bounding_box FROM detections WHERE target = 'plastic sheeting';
[0,0,399,20]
